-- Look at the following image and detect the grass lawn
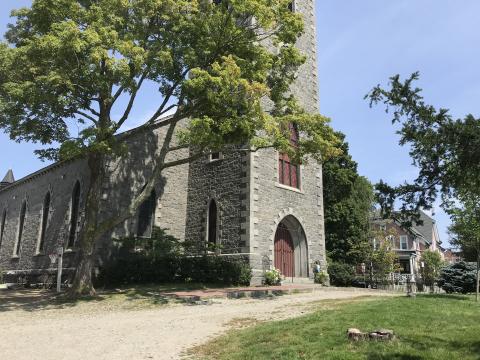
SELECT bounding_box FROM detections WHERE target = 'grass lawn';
[195,295,480,360]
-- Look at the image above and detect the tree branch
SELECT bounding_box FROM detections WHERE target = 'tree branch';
[146,69,190,125]
[115,73,148,131]
[75,111,98,125]
[162,151,205,169]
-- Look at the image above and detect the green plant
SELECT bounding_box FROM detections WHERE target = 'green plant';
[0,0,340,296]
[327,262,354,287]
[238,264,253,287]
[97,227,252,287]
[314,271,328,285]
[264,268,281,286]
[421,250,444,287]
[195,295,480,360]
[438,261,476,294]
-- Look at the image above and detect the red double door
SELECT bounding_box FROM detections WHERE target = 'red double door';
[274,224,294,277]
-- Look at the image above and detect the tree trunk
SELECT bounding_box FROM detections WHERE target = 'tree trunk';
[66,119,183,297]
[68,152,106,297]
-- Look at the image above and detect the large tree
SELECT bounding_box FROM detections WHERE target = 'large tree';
[447,194,480,302]
[0,0,340,295]
[323,132,374,263]
[366,72,480,227]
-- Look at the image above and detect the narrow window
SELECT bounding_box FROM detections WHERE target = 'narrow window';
[67,181,81,249]
[37,192,50,253]
[14,201,27,256]
[137,190,156,238]
[288,1,295,12]
[400,235,408,250]
[278,123,300,189]
[0,209,6,248]
[207,200,218,246]
[210,152,222,162]
[372,238,378,251]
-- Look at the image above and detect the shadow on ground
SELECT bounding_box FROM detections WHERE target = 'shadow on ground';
[0,284,211,312]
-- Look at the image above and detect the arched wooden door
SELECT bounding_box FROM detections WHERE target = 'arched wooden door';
[274,224,294,277]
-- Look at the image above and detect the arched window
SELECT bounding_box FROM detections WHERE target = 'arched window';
[207,200,218,246]
[67,181,81,249]
[14,201,27,256]
[288,1,295,12]
[37,192,51,253]
[0,209,6,248]
[279,123,300,189]
[137,190,156,238]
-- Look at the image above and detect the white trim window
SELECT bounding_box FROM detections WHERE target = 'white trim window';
[400,235,408,250]
[209,152,223,162]
[372,238,378,250]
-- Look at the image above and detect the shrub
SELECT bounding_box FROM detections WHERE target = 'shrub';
[314,271,328,285]
[264,268,281,286]
[327,262,354,287]
[421,250,444,287]
[438,261,476,294]
[96,227,252,287]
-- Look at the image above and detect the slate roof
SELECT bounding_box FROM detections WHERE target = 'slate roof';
[1,169,15,184]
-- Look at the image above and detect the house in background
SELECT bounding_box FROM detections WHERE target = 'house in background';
[440,247,462,264]
[371,210,442,280]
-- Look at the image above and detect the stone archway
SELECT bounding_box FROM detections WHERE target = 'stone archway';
[274,215,308,278]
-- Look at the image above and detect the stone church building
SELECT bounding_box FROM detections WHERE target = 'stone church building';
[0,0,326,285]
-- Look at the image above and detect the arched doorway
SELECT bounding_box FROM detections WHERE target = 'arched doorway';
[274,215,308,278]
[274,223,294,277]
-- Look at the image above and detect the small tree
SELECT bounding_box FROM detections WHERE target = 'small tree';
[420,250,443,291]
[371,241,399,286]
[323,132,375,263]
[350,223,400,287]
[447,194,480,302]
[438,262,476,295]
[0,0,340,296]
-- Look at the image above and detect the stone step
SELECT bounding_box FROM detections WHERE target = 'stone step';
[280,277,314,285]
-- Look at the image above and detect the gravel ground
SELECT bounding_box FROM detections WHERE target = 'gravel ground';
[0,288,395,360]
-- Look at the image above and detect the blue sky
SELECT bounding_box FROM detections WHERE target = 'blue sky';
[2,1,480,246]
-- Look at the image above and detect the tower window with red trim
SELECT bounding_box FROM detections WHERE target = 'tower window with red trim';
[278,123,300,189]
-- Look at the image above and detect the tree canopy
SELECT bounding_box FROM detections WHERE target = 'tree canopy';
[366,72,480,226]
[0,0,339,163]
[0,0,341,295]
[447,193,480,301]
[323,132,374,263]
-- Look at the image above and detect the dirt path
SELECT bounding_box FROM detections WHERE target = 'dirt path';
[0,288,395,360]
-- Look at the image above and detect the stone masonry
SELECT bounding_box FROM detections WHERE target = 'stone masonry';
[0,0,326,285]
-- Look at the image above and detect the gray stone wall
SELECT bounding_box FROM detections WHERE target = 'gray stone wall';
[291,0,320,113]
[249,151,326,283]
[0,121,190,278]
[184,148,248,254]
[0,160,90,275]
[0,0,325,287]
[248,0,326,283]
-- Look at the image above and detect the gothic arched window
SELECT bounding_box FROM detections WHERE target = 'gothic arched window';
[14,201,27,256]
[207,200,218,246]
[288,1,295,12]
[0,209,6,248]
[278,123,300,189]
[67,181,81,249]
[137,190,156,238]
[37,192,51,253]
